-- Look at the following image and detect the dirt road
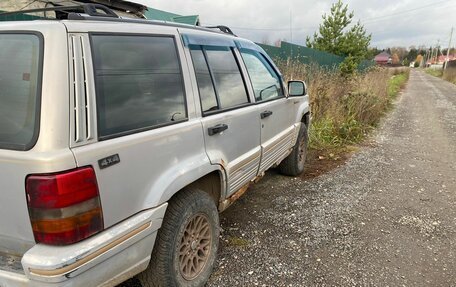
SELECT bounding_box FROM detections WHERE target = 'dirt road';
[206,70,456,286]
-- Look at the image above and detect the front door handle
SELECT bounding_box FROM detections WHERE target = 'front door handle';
[208,124,228,136]
[261,110,273,119]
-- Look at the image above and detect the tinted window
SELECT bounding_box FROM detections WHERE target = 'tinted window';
[91,35,186,139]
[190,49,218,113]
[204,47,249,109]
[241,51,283,101]
[0,34,41,150]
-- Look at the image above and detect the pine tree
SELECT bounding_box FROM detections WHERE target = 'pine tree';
[306,0,371,74]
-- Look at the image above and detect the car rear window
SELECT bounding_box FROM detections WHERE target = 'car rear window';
[0,33,42,151]
[91,34,187,139]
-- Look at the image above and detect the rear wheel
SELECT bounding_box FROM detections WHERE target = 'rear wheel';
[138,189,219,287]
[278,123,308,176]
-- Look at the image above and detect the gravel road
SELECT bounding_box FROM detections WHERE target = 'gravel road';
[206,70,456,286]
[121,70,456,286]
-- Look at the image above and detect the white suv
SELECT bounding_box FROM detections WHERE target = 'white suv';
[0,4,310,287]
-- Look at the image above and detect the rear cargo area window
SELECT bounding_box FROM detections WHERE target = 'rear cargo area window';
[91,35,186,139]
[0,33,42,151]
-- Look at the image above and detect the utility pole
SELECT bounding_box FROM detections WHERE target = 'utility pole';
[427,46,433,67]
[290,8,294,80]
[424,49,429,67]
[444,27,454,71]
[429,40,440,67]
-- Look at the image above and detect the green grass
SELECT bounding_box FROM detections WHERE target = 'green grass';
[443,68,456,85]
[388,72,409,99]
[423,68,456,85]
[424,68,443,78]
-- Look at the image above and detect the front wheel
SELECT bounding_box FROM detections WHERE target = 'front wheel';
[278,123,308,176]
[137,188,219,287]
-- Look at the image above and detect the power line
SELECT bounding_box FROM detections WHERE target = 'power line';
[361,0,452,24]
[210,0,452,39]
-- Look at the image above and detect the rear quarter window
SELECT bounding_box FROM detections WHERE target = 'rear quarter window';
[0,33,42,151]
[91,34,187,140]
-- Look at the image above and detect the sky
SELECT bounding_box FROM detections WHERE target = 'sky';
[131,0,455,50]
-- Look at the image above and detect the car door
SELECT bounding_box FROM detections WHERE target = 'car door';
[186,41,261,197]
[239,49,296,174]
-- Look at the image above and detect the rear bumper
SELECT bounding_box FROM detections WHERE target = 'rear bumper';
[0,203,167,287]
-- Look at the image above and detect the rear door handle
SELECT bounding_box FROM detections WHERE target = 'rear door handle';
[261,110,273,119]
[208,124,228,136]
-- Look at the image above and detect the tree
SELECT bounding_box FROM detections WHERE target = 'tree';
[392,53,400,65]
[415,54,424,67]
[407,48,418,62]
[367,47,382,60]
[306,0,371,74]
[390,47,407,61]
[402,58,410,67]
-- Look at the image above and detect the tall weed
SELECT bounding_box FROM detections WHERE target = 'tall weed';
[277,61,409,148]
[443,67,456,84]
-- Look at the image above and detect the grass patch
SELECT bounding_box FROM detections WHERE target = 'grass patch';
[424,67,456,85]
[424,68,443,78]
[227,236,250,248]
[278,62,410,150]
[388,72,409,99]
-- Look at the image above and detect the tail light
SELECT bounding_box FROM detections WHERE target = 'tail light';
[25,167,104,245]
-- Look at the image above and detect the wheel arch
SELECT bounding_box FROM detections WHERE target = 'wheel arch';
[146,163,227,211]
[294,100,310,126]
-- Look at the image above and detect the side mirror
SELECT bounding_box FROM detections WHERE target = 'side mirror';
[288,81,307,97]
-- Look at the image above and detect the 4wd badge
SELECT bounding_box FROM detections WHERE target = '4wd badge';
[98,154,120,169]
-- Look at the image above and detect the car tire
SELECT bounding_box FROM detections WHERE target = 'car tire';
[278,123,308,176]
[137,188,219,287]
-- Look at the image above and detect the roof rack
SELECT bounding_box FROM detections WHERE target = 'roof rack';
[205,25,237,37]
[0,3,119,19]
[0,4,238,39]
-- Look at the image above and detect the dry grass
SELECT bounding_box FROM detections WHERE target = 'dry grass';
[277,61,409,148]
[425,67,456,85]
[443,67,456,85]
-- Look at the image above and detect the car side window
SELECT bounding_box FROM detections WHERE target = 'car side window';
[241,50,284,102]
[91,35,186,139]
[190,46,249,114]
[190,48,218,113]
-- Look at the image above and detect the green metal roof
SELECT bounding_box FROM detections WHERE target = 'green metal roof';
[144,7,199,25]
[0,10,43,21]
[144,7,180,21]
[171,15,199,25]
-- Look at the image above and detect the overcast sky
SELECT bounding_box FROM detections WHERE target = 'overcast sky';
[132,0,455,49]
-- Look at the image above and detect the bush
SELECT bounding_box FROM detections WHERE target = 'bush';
[443,67,456,84]
[277,61,409,148]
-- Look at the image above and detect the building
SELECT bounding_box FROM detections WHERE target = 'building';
[374,51,392,66]
[425,54,456,68]
[145,7,199,25]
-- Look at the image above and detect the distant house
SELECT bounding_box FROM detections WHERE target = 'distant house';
[426,54,456,67]
[437,54,456,64]
[374,51,392,65]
